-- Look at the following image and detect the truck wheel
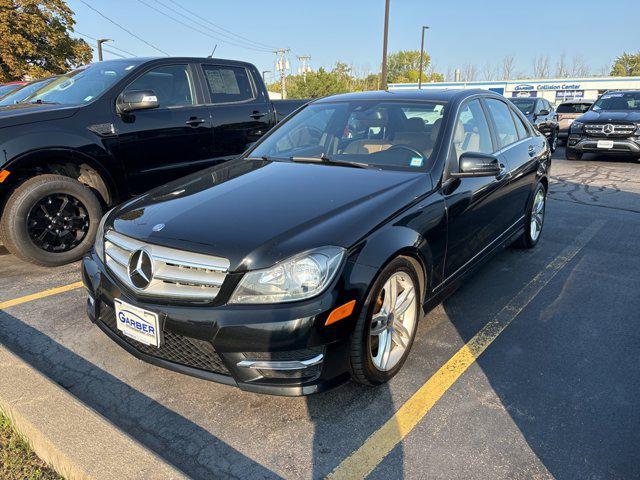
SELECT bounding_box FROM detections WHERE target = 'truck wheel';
[0,174,102,266]
[565,148,582,161]
[350,257,420,385]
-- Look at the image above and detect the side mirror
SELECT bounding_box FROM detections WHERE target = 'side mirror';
[538,109,550,116]
[117,89,159,114]
[451,152,502,178]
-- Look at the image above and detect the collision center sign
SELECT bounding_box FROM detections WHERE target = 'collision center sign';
[514,83,581,91]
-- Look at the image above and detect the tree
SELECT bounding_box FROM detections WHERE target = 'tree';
[532,54,550,78]
[610,52,640,76]
[0,0,92,82]
[500,54,516,80]
[386,50,441,84]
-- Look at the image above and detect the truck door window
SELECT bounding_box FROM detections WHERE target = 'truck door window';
[125,64,195,108]
[202,65,255,104]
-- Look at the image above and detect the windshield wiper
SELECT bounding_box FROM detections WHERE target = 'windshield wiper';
[28,99,60,105]
[289,155,369,169]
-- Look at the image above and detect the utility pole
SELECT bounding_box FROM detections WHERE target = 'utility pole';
[96,38,112,61]
[297,55,312,82]
[418,25,430,89]
[380,0,391,90]
[274,49,290,99]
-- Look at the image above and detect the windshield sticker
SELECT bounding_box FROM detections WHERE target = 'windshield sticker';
[602,93,623,98]
[410,157,424,167]
[83,95,94,102]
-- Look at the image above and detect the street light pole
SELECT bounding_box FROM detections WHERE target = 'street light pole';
[262,70,272,83]
[380,0,391,90]
[97,38,112,62]
[418,25,429,89]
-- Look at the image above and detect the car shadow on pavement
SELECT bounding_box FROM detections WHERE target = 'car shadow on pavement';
[438,180,640,479]
[0,312,282,480]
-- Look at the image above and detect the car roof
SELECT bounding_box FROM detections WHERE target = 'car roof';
[313,88,493,103]
[94,57,258,69]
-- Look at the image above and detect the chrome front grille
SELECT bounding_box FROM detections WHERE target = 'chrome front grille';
[104,230,229,301]
[584,123,637,138]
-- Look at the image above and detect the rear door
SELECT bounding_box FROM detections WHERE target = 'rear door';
[485,97,545,228]
[112,63,214,194]
[199,64,273,161]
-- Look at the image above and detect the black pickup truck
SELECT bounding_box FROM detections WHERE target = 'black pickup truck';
[0,57,306,266]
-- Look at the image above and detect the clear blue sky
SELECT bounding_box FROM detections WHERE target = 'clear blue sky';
[67,0,639,81]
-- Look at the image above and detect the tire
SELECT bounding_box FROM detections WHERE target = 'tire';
[514,182,547,249]
[548,129,558,153]
[565,147,582,161]
[0,174,102,266]
[350,257,421,385]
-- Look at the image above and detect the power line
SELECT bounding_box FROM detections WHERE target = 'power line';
[73,30,138,57]
[135,0,272,53]
[76,0,170,56]
[101,47,126,59]
[164,0,280,51]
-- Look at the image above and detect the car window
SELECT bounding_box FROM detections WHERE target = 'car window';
[202,65,254,103]
[486,98,519,149]
[125,64,195,108]
[511,98,535,115]
[557,102,592,113]
[511,108,529,139]
[592,91,640,111]
[250,100,447,171]
[452,99,492,157]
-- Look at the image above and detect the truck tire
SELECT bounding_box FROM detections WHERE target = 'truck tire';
[565,148,582,161]
[0,174,102,266]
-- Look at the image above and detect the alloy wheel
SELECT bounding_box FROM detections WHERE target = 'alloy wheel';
[369,271,418,371]
[530,189,545,242]
[27,193,90,252]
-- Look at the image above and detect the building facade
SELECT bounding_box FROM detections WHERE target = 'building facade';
[389,76,640,105]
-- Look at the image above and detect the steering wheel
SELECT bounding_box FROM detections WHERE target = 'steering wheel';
[386,144,424,158]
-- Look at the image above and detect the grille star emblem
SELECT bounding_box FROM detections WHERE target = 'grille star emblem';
[128,249,153,289]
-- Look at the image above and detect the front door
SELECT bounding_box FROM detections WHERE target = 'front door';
[442,98,512,281]
[200,64,272,160]
[112,63,214,195]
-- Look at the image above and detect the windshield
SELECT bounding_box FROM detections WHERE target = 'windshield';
[27,61,140,106]
[0,84,22,97]
[556,102,592,114]
[0,77,56,106]
[592,92,640,111]
[250,100,447,170]
[511,99,536,115]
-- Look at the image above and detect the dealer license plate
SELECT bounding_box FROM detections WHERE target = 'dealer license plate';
[114,298,161,347]
[597,140,614,149]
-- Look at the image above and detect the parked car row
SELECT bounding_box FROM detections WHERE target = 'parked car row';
[17,55,640,394]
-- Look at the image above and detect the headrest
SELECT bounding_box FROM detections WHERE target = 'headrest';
[405,117,425,132]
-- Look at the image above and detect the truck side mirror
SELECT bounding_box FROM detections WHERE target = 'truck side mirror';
[117,90,159,114]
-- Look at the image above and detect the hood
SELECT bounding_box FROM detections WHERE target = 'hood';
[0,103,79,129]
[578,110,640,123]
[110,159,431,271]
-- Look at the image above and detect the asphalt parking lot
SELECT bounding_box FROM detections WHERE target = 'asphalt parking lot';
[1,147,639,480]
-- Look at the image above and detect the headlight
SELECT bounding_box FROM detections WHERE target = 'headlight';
[229,246,345,304]
[94,208,115,263]
[571,121,584,133]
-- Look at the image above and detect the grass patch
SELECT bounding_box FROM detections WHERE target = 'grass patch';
[0,412,63,480]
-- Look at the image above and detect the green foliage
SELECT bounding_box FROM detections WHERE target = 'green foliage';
[610,52,640,77]
[0,0,92,82]
[387,50,443,84]
[268,51,444,99]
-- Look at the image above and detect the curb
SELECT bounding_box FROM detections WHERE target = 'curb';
[0,345,189,480]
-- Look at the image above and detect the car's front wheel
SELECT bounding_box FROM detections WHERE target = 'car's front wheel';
[0,174,102,266]
[350,257,421,385]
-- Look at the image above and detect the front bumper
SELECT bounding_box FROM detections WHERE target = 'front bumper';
[567,135,640,154]
[81,251,361,396]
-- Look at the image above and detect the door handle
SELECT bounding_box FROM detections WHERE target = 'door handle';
[250,111,267,119]
[528,145,535,156]
[186,117,206,127]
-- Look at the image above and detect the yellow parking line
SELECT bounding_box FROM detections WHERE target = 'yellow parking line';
[0,282,84,310]
[328,219,604,480]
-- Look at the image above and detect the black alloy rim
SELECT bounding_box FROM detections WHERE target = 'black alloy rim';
[26,194,90,252]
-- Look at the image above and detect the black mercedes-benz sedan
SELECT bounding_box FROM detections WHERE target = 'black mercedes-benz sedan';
[82,89,550,396]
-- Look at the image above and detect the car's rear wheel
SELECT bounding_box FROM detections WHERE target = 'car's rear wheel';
[0,174,102,266]
[514,182,546,249]
[350,257,420,385]
[565,147,583,161]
